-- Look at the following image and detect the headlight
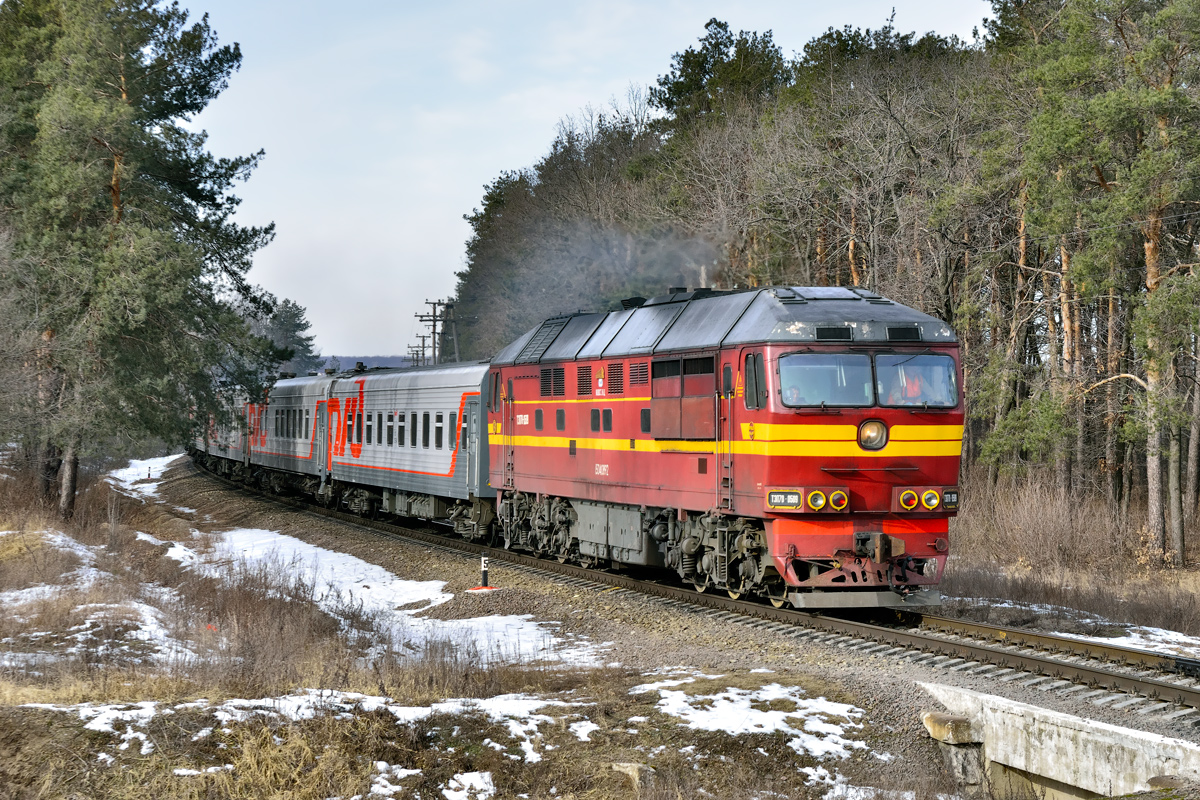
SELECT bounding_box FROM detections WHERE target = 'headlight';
[899,490,918,510]
[829,490,848,511]
[922,490,940,509]
[859,420,887,450]
[807,490,827,511]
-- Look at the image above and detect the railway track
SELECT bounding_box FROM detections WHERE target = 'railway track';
[188,459,1200,719]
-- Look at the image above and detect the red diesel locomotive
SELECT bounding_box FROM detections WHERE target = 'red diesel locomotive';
[485,286,961,608]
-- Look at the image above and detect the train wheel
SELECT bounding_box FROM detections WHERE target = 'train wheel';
[692,578,709,594]
[766,582,789,609]
[727,589,742,600]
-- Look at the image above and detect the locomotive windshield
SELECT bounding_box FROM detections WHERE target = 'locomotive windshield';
[778,354,874,407]
[876,353,958,407]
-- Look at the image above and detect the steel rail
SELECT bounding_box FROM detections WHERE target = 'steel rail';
[914,614,1200,679]
[187,460,1200,710]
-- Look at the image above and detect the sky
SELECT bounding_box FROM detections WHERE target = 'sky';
[190,1,993,356]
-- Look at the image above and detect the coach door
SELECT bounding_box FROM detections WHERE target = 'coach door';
[465,398,480,491]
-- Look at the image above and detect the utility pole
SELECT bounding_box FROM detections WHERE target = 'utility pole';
[445,301,460,362]
[416,300,444,365]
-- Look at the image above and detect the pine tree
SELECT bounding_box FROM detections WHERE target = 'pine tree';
[0,0,278,517]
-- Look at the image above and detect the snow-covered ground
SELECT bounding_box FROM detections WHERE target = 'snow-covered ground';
[8,455,908,798]
[106,454,186,499]
[2,456,606,670]
[31,677,881,799]
[207,527,602,666]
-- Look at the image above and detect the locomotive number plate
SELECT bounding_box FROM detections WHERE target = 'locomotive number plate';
[767,491,804,509]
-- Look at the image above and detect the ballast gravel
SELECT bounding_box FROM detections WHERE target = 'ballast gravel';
[161,461,1200,768]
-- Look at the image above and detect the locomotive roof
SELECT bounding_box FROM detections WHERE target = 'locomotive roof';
[491,286,956,365]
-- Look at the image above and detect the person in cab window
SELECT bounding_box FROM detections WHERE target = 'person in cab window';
[887,370,924,405]
[783,385,804,405]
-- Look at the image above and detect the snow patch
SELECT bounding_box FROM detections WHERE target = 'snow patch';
[107,455,184,499]
[442,771,495,800]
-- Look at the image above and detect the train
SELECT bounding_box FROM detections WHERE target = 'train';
[191,285,963,609]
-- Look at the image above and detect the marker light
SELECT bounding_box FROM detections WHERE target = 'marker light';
[807,490,827,511]
[922,490,941,510]
[900,490,919,510]
[829,490,848,511]
[859,420,887,450]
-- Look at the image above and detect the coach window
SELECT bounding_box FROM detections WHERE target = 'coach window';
[681,356,716,439]
[365,413,373,445]
[641,408,651,433]
[602,408,613,432]
[450,413,458,449]
[650,358,682,439]
[535,409,543,431]
[556,408,565,431]
[376,413,383,444]
[422,412,431,448]
[590,408,601,432]
[387,413,394,446]
[410,412,418,447]
[435,413,444,449]
[397,412,405,446]
[356,411,363,444]
[305,410,311,439]
[346,413,353,446]
[273,409,278,438]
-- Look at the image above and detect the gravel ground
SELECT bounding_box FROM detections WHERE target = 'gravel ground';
[161,460,1200,777]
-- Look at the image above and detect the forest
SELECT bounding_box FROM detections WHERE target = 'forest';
[0,0,318,518]
[451,1,1200,569]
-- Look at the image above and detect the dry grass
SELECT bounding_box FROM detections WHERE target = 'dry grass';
[950,476,1140,573]
[943,475,1200,635]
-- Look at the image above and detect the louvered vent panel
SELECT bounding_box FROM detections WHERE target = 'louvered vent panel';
[540,369,553,397]
[887,326,921,341]
[607,363,624,394]
[629,362,649,385]
[577,365,592,395]
[552,368,565,396]
[815,327,853,341]
[515,317,571,364]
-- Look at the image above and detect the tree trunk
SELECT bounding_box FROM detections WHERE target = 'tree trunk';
[1121,437,1134,521]
[1145,214,1166,560]
[1106,288,1120,506]
[1169,421,1185,565]
[37,440,61,502]
[58,440,79,520]
[1186,366,1200,528]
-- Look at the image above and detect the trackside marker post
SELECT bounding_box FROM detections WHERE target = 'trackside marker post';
[468,555,498,593]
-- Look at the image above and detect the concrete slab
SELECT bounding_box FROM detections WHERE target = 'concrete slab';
[919,682,1200,797]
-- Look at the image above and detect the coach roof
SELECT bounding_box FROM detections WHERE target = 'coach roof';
[491,286,956,365]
